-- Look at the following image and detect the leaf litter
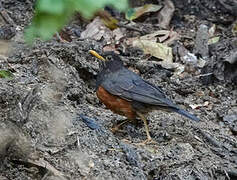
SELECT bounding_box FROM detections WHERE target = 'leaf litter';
[1,0,237,179]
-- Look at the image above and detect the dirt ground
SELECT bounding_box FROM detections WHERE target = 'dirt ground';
[0,0,237,179]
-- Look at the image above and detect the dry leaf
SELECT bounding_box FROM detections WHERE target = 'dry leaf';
[138,30,179,45]
[103,44,120,54]
[126,4,162,21]
[80,17,112,42]
[112,28,125,41]
[133,39,172,62]
[157,0,175,29]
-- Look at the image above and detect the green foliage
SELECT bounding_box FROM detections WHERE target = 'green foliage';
[0,70,14,79]
[125,8,135,20]
[25,0,128,44]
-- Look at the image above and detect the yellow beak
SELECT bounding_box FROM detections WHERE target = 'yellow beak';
[89,50,106,61]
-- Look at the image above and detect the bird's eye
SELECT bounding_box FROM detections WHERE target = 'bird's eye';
[106,55,113,61]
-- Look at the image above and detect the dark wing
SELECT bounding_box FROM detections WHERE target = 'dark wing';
[101,68,178,108]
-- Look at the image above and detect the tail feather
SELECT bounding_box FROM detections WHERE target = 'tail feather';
[173,108,200,121]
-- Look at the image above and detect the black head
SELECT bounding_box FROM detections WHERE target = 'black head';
[99,51,124,72]
[96,52,124,89]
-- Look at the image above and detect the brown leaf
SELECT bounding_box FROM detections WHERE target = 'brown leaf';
[80,17,112,42]
[157,0,175,29]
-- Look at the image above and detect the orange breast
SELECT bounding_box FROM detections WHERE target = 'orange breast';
[96,86,136,119]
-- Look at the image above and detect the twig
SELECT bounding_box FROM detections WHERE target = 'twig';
[194,127,222,148]
[224,169,230,180]
[0,2,15,25]
[18,86,39,123]
[227,169,237,178]
[11,158,66,179]
[195,73,213,78]
[216,168,237,178]
[199,130,222,148]
[41,171,50,180]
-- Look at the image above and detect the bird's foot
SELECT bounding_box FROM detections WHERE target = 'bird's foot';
[110,127,126,133]
[111,119,131,133]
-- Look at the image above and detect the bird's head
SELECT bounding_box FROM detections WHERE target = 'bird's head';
[89,50,125,89]
[89,50,123,71]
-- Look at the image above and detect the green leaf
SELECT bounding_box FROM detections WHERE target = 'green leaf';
[74,0,128,18]
[25,0,128,44]
[0,70,14,79]
[126,8,135,20]
[36,0,65,14]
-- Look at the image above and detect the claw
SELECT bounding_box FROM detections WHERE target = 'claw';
[110,127,126,133]
[110,119,131,133]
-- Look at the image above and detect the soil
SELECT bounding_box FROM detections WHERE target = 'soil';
[0,0,237,180]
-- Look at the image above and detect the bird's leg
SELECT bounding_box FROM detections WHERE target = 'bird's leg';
[136,112,151,140]
[136,112,156,144]
[111,119,131,133]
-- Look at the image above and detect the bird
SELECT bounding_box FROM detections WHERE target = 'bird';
[89,50,200,143]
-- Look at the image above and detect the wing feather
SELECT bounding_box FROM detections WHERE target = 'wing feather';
[101,68,177,108]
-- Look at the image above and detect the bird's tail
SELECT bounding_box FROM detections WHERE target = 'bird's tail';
[173,108,200,121]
